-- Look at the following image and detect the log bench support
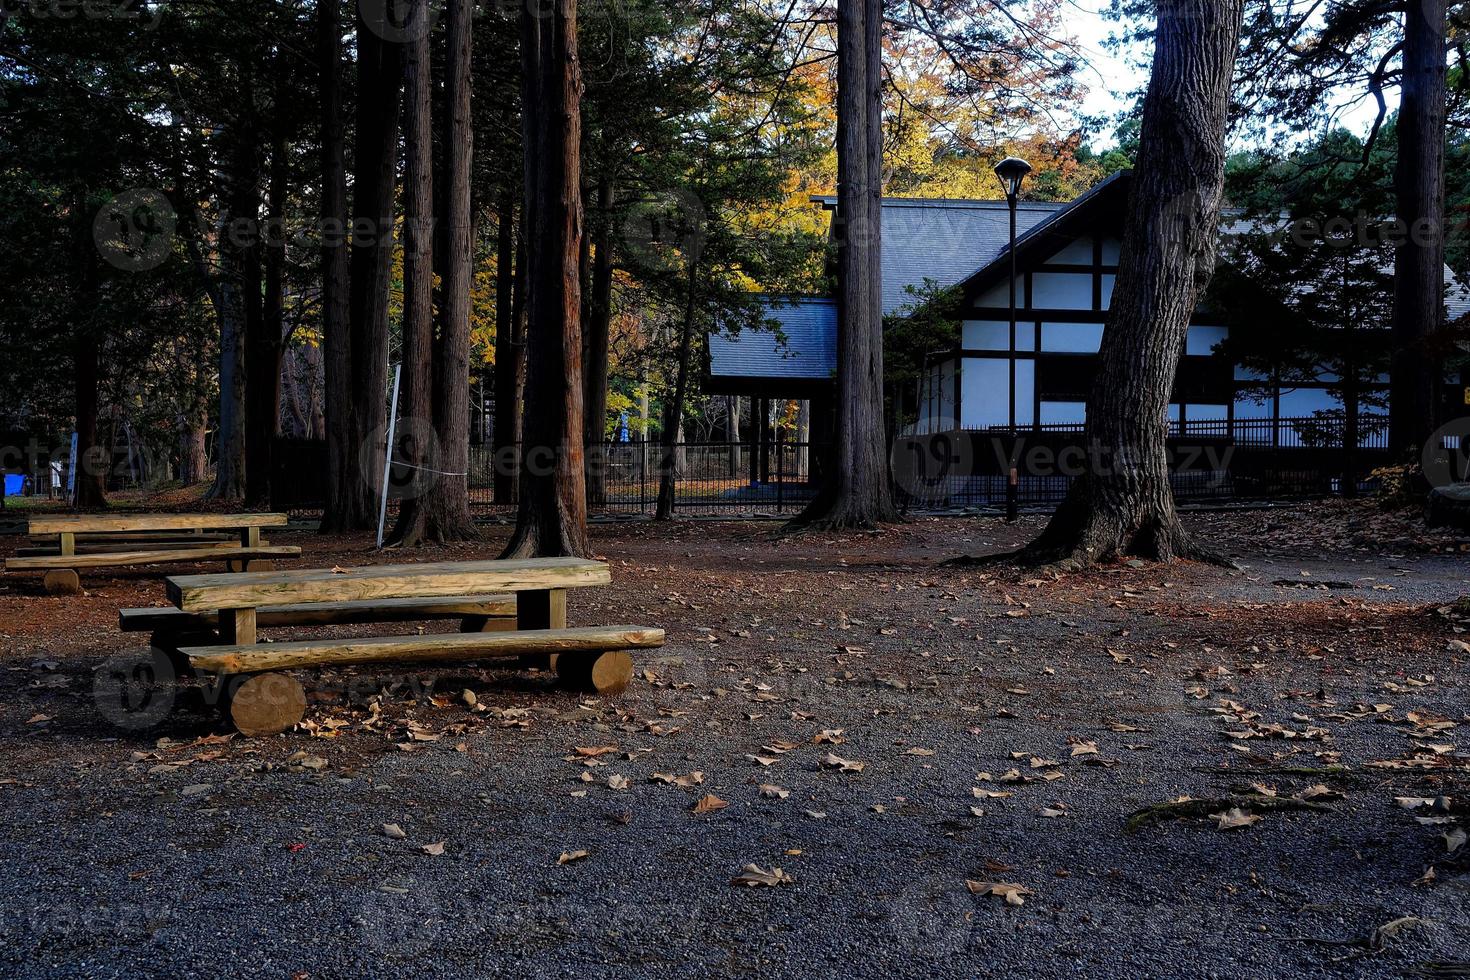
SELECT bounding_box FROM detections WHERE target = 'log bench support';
[515,588,567,671]
[6,546,300,594]
[178,625,663,735]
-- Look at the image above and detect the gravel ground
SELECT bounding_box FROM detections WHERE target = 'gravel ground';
[0,510,1468,979]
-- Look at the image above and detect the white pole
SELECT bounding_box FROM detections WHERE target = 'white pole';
[66,431,78,504]
[376,364,403,549]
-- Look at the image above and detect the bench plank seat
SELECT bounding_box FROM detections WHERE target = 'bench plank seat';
[20,538,257,557]
[29,513,288,534]
[119,594,517,632]
[167,557,610,612]
[181,624,665,674]
[5,545,299,571]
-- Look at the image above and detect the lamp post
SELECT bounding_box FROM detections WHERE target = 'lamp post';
[994,156,1030,522]
[993,156,1032,432]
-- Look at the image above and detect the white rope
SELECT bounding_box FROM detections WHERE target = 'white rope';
[390,460,468,477]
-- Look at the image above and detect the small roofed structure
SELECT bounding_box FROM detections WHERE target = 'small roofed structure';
[706,296,837,399]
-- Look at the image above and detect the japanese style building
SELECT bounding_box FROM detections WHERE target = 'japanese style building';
[708,171,1470,444]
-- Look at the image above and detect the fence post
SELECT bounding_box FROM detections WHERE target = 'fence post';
[776,428,784,513]
[639,440,648,515]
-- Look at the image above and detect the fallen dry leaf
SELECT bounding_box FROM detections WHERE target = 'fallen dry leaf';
[693,794,729,815]
[820,752,865,772]
[420,841,445,856]
[1212,808,1262,831]
[758,784,790,799]
[557,849,590,865]
[965,880,1034,906]
[731,864,793,887]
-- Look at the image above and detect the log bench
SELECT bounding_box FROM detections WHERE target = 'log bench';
[4,513,298,593]
[153,557,663,735]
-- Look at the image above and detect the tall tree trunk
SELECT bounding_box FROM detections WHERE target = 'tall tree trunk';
[584,177,614,505]
[656,258,700,520]
[71,189,107,509]
[502,0,590,558]
[788,0,896,530]
[1389,0,1447,460]
[423,0,477,541]
[492,190,523,504]
[726,396,742,476]
[343,12,403,528]
[1004,0,1244,569]
[318,0,355,531]
[1341,256,1360,498]
[387,0,437,546]
[245,106,289,507]
[177,410,209,485]
[211,84,258,503]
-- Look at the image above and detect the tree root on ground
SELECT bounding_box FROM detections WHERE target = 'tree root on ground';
[1193,765,1361,781]
[1123,793,1334,834]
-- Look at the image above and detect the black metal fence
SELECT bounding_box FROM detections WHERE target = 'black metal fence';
[270,415,1408,518]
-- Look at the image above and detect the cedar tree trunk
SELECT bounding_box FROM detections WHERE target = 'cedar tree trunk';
[502,0,590,558]
[387,0,438,546]
[1389,0,1447,459]
[318,0,355,531]
[788,0,897,530]
[492,190,523,504]
[422,0,477,540]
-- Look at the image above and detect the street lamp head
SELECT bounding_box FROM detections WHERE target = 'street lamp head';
[993,156,1032,203]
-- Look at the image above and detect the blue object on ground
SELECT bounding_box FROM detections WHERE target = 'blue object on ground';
[3,474,22,496]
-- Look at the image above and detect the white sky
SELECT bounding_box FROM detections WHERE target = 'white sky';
[1061,1,1393,148]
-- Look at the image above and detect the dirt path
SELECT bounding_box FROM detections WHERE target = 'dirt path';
[0,511,1466,978]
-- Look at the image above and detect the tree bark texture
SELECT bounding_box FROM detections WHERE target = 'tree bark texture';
[502,0,590,558]
[789,0,897,530]
[318,0,355,531]
[387,0,438,546]
[422,0,478,541]
[342,12,402,528]
[1017,0,1244,568]
[1389,0,1447,459]
[584,178,614,505]
[492,190,522,505]
[244,102,290,507]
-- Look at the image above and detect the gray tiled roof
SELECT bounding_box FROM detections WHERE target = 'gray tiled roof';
[812,196,1065,315]
[708,297,837,380]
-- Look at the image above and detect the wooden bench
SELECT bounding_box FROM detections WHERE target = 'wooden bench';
[4,513,299,593]
[160,557,664,735]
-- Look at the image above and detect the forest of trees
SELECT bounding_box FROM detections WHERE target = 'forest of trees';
[1,0,1466,562]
